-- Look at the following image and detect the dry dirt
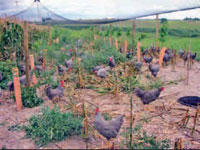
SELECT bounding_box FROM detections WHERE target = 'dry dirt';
[0,60,200,149]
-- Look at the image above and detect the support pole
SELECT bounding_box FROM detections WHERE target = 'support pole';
[132,19,136,52]
[23,21,31,87]
[12,68,22,111]
[48,24,51,46]
[156,14,159,50]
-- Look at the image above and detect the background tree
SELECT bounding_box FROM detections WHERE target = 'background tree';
[159,18,168,45]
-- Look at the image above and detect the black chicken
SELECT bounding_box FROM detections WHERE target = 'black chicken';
[134,61,143,72]
[108,56,116,68]
[163,53,172,66]
[178,49,185,58]
[134,87,164,111]
[94,108,124,147]
[126,51,133,59]
[143,55,153,64]
[190,52,197,60]
[149,62,160,78]
[142,49,148,56]
[19,62,26,75]
[45,80,64,101]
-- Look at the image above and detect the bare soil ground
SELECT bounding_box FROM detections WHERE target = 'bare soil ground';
[0,60,200,149]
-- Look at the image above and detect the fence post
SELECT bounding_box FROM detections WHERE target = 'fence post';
[12,68,22,111]
[23,21,31,87]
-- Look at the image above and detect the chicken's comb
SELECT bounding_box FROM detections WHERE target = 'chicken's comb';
[160,87,165,91]
[95,107,99,115]
[60,80,64,87]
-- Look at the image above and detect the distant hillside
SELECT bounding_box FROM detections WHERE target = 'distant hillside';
[109,19,200,37]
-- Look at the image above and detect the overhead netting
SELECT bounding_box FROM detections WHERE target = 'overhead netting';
[1,0,200,24]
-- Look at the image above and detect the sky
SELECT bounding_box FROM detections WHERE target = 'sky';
[0,0,200,20]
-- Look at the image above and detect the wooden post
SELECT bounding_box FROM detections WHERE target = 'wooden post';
[137,42,141,62]
[30,55,37,85]
[23,21,31,87]
[186,51,190,85]
[174,138,183,150]
[192,105,199,134]
[109,24,112,45]
[12,68,22,111]
[124,40,128,54]
[159,47,167,67]
[115,39,118,50]
[132,19,136,52]
[156,14,159,50]
[48,24,51,46]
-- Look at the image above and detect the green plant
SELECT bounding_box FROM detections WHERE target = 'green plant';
[121,75,140,93]
[160,18,168,44]
[24,107,83,146]
[0,61,15,89]
[120,122,170,149]
[133,131,170,149]
[18,87,44,108]
[82,43,126,72]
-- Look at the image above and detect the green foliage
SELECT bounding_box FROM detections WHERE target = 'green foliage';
[0,22,23,61]
[19,87,43,108]
[82,41,126,71]
[0,61,15,89]
[35,68,58,89]
[138,34,147,41]
[139,79,163,90]
[133,131,170,149]
[120,122,170,149]
[121,75,140,93]
[160,18,168,43]
[24,107,83,146]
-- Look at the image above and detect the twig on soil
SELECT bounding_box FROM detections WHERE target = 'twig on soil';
[159,92,180,99]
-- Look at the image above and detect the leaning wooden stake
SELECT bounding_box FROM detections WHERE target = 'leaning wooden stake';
[159,47,167,67]
[186,52,191,85]
[83,103,89,149]
[29,55,37,85]
[124,40,128,55]
[129,96,133,149]
[115,39,118,50]
[12,68,22,111]
[23,21,31,87]
[192,105,200,135]
[174,138,183,150]
[181,108,189,127]
[137,42,141,62]
[48,24,51,46]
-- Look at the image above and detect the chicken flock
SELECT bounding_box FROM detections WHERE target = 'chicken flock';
[0,44,198,148]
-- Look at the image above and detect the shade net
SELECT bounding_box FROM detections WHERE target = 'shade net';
[0,0,200,24]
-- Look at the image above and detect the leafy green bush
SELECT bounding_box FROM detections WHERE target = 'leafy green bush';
[0,61,15,89]
[82,42,126,71]
[24,107,83,146]
[20,87,43,108]
[120,122,170,149]
[133,131,170,149]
